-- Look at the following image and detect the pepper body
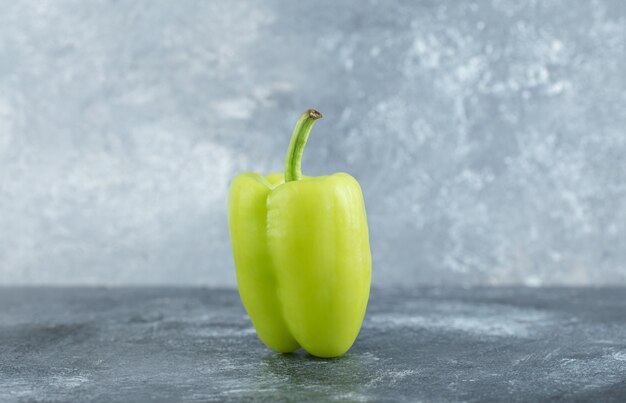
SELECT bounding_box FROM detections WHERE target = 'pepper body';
[228,110,371,358]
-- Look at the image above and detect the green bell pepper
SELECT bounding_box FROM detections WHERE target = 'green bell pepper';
[228,109,372,358]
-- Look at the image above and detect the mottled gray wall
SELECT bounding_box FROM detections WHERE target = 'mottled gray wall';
[0,0,624,286]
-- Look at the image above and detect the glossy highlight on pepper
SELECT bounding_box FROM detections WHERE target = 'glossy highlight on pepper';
[228,109,372,358]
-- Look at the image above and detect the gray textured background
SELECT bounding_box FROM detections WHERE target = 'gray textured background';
[0,0,624,286]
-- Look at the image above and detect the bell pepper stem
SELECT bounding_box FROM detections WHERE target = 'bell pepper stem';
[284,109,323,182]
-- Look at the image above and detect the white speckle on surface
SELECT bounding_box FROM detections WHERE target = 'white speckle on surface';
[368,303,559,338]
[50,375,89,389]
[612,352,626,362]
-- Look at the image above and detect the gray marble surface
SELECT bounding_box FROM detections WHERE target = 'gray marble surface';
[1,287,626,402]
[1,0,625,287]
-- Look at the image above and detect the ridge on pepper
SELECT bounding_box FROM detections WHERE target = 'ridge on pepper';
[228,109,372,358]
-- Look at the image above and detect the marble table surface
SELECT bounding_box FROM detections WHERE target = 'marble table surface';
[1,287,625,402]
